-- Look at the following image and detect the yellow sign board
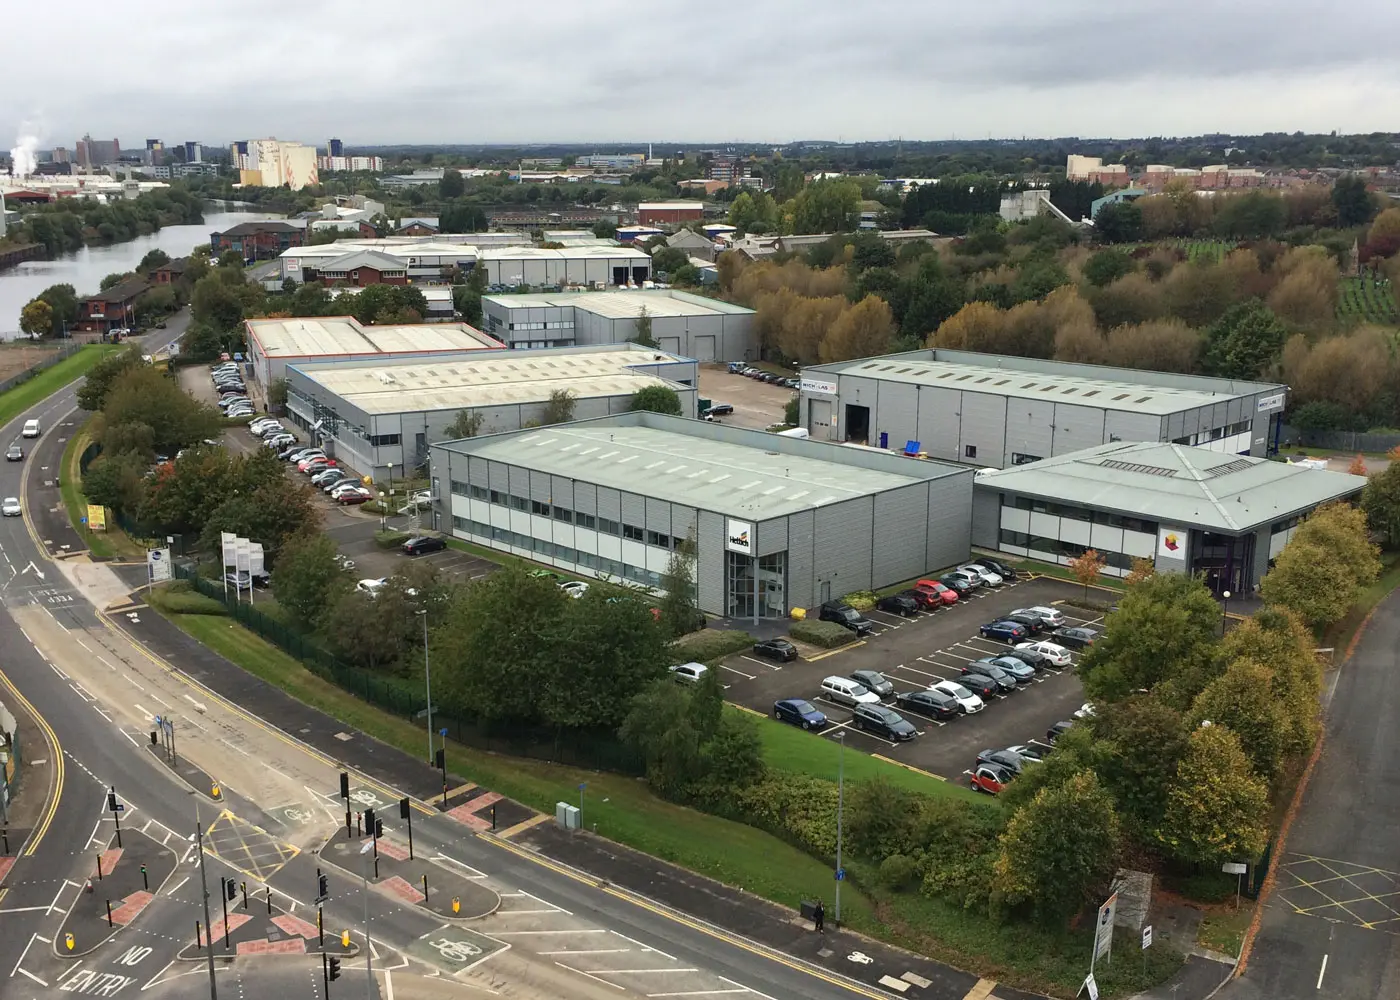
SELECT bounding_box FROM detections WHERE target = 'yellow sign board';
[86,505,106,531]
[65,932,75,951]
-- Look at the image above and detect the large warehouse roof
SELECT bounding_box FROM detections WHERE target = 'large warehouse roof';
[246,317,500,358]
[812,349,1283,416]
[293,347,690,415]
[482,289,753,318]
[974,441,1365,532]
[445,414,958,519]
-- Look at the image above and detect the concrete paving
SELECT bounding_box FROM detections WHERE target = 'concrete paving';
[697,364,797,429]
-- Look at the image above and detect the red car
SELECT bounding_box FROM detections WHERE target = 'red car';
[914,579,958,605]
[335,490,372,505]
[970,763,1013,795]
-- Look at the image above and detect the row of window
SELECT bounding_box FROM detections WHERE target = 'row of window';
[1010,452,1042,465]
[998,529,1137,571]
[1171,420,1253,446]
[507,320,573,331]
[1008,497,1158,535]
[452,516,663,587]
[451,482,687,549]
[370,433,401,446]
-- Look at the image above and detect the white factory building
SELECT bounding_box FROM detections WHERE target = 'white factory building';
[242,316,501,383]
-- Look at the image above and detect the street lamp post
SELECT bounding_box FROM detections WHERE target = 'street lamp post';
[193,794,217,1000]
[834,732,845,928]
[1221,590,1231,635]
[417,609,433,763]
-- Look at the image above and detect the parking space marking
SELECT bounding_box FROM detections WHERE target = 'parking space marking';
[555,963,626,991]
[719,664,756,680]
[906,660,955,678]
[738,656,778,670]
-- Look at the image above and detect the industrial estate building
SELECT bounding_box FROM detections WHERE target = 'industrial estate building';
[285,345,697,477]
[242,317,500,383]
[475,245,652,287]
[971,441,1366,592]
[480,289,757,360]
[799,350,1288,467]
[429,412,974,620]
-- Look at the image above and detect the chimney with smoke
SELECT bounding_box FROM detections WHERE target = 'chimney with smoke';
[10,123,41,179]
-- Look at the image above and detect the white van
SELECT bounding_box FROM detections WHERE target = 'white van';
[821,675,882,707]
[21,419,40,439]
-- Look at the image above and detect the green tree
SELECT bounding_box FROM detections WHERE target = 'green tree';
[266,378,289,408]
[657,531,699,636]
[137,248,171,274]
[438,168,465,199]
[630,306,657,347]
[788,179,861,234]
[199,478,321,562]
[629,385,682,415]
[1087,694,1191,842]
[134,286,177,326]
[440,202,489,233]
[994,770,1121,924]
[100,420,156,461]
[100,272,130,291]
[101,366,222,454]
[19,299,53,339]
[80,451,147,511]
[272,532,350,629]
[139,446,285,537]
[1218,607,1321,759]
[1362,462,1400,549]
[540,389,576,425]
[651,246,688,275]
[37,284,79,337]
[1202,300,1288,379]
[323,562,447,674]
[820,295,894,363]
[191,274,245,332]
[445,410,484,439]
[1082,248,1135,287]
[619,679,704,798]
[77,348,148,411]
[784,395,799,426]
[1156,724,1270,867]
[1260,503,1380,632]
[1093,201,1144,244]
[1332,176,1375,229]
[179,321,225,362]
[1188,660,1293,783]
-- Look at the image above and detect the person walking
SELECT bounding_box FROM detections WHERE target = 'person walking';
[813,899,825,933]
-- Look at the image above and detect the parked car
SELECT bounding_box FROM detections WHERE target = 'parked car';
[899,587,939,610]
[356,578,387,596]
[1015,640,1073,666]
[311,469,346,487]
[1001,647,1049,672]
[971,556,1018,580]
[1005,744,1047,762]
[1074,702,1097,719]
[402,535,447,556]
[820,675,881,706]
[224,570,269,590]
[753,638,798,662]
[850,669,894,698]
[333,553,356,572]
[947,568,983,590]
[930,679,984,714]
[703,403,734,417]
[976,748,1030,775]
[958,563,1003,587]
[302,460,334,476]
[875,594,919,617]
[981,655,1036,683]
[960,662,1016,692]
[287,447,323,463]
[5,445,21,462]
[937,574,974,595]
[818,602,876,636]
[957,672,1000,699]
[852,704,917,741]
[248,419,281,435]
[335,490,373,505]
[970,763,1013,795]
[669,662,708,685]
[1002,612,1047,635]
[559,581,590,598]
[1057,626,1100,651]
[1046,720,1074,744]
[979,620,1029,643]
[264,435,296,449]
[895,688,960,720]
[1014,605,1065,628]
[772,698,827,730]
[1,497,20,517]
[325,477,358,494]
[914,579,958,605]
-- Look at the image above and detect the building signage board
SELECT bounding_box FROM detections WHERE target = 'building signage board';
[1157,526,1185,560]
[726,519,753,555]
[1257,393,1285,413]
[800,378,838,396]
[1094,892,1117,960]
[147,548,172,583]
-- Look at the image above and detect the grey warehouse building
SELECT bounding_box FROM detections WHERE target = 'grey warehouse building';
[285,345,698,479]
[799,350,1288,468]
[971,441,1366,593]
[481,290,757,362]
[430,412,974,619]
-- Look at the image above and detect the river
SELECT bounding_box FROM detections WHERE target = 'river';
[0,209,282,338]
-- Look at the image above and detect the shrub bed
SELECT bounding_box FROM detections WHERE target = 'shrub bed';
[842,590,877,610]
[670,629,755,663]
[374,530,412,549]
[790,619,856,648]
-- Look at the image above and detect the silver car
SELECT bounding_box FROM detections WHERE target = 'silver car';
[959,563,1003,587]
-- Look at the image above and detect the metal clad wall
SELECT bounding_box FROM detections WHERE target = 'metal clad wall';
[645,497,671,532]
[916,387,961,461]
[971,489,1000,548]
[1052,403,1107,455]
[756,517,787,556]
[509,464,531,497]
[550,475,574,510]
[1103,410,1163,446]
[468,456,490,486]
[573,482,597,515]
[958,392,1006,465]
[620,492,645,528]
[1004,398,1055,463]
[875,383,918,450]
[597,487,621,520]
[488,460,511,491]
[671,505,698,541]
[697,509,726,613]
[926,472,974,571]
[529,470,551,503]
[787,509,816,609]
[814,497,874,595]
[872,485,928,585]
[835,374,882,436]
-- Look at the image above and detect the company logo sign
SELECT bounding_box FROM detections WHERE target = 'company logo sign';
[1158,526,1185,559]
[1257,393,1285,413]
[726,519,753,554]
[800,378,838,396]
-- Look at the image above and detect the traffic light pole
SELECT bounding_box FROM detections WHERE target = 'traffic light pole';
[194,797,218,1000]
[221,879,230,949]
[322,950,329,997]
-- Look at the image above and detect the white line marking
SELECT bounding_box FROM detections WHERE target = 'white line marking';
[15,967,47,986]
[588,968,700,975]
[167,875,190,895]
[1317,954,1328,990]
[384,969,394,1000]
[0,906,51,914]
[555,963,624,990]
[493,929,610,935]
[611,931,677,961]
[540,949,633,956]
[10,932,37,975]
[647,991,750,997]
[718,664,755,679]
[120,730,139,747]
[518,890,567,914]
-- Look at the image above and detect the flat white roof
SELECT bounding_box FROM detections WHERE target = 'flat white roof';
[297,348,689,415]
[247,317,500,358]
[482,289,753,319]
[477,245,650,261]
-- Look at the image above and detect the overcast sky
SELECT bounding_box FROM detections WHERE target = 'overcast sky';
[5,1,1398,149]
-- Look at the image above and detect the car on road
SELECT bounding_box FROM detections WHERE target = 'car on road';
[874,594,919,617]
[1056,626,1100,651]
[670,662,708,685]
[1005,743,1047,762]
[970,763,1013,795]
[753,637,798,662]
[1014,605,1066,628]
[820,675,882,706]
[818,601,876,636]
[772,698,827,730]
[958,563,1003,587]
[895,688,960,720]
[402,536,447,556]
[850,669,894,698]
[0,497,19,517]
[913,579,958,605]
[976,748,1031,775]
[930,679,984,714]
[980,655,1036,683]
[852,703,917,741]
[979,620,1030,643]
[5,445,21,462]
[1046,720,1074,744]
[1015,640,1072,666]
[703,403,734,417]
[937,574,974,596]
[559,581,590,599]
[960,664,1015,693]
[971,556,1018,580]
[1002,612,1048,635]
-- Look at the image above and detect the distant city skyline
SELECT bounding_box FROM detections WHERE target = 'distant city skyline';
[4,1,1398,146]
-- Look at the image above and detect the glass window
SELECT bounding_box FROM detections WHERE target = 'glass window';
[1011,453,1042,466]
[450,480,469,497]
[964,444,978,459]
[489,489,506,506]
[576,512,597,530]
[598,517,619,536]
[646,530,670,548]
[469,483,488,500]
[554,506,572,523]
[531,500,551,516]
[452,515,469,531]
[577,551,598,568]
[622,524,645,542]
[510,495,529,512]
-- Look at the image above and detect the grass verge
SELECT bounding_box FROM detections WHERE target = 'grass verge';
[1196,904,1252,958]
[59,418,146,561]
[0,343,120,431]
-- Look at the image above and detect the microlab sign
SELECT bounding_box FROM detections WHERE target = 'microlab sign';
[726,519,753,554]
[1257,393,1285,413]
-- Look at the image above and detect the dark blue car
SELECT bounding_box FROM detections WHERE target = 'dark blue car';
[773,698,828,731]
[979,620,1029,643]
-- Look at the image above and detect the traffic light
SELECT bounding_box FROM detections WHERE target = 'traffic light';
[339,772,349,800]
[363,808,375,834]
[328,956,341,981]
[434,748,445,770]
[317,871,329,901]
[399,797,410,820]
[107,790,119,812]
[374,818,383,839]
[224,879,236,902]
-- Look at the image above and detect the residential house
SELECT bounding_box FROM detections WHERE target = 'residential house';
[76,274,150,334]
[211,221,307,261]
[150,257,188,284]
[310,250,409,286]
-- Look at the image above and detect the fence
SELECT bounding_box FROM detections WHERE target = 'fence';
[170,562,642,775]
[1280,424,1400,455]
[1245,839,1273,899]
[0,342,85,395]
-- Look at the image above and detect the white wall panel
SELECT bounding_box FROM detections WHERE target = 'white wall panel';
[1122,530,1155,558]
[1001,506,1030,532]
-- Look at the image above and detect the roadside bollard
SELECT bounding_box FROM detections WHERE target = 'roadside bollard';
[195,921,202,950]
[421,874,428,901]
[141,865,148,891]
[106,900,113,927]
[95,855,102,880]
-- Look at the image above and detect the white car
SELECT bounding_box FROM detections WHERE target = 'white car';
[1015,640,1073,667]
[1014,606,1066,628]
[930,679,984,714]
[959,563,1003,587]
[559,581,589,599]
[669,662,708,684]
[1074,702,1097,720]
[356,578,387,597]
[0,497,19,517]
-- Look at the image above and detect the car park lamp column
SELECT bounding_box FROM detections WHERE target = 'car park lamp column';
[417,609,433,763]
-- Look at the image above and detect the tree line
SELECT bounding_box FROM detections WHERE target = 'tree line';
[7,186,204,256]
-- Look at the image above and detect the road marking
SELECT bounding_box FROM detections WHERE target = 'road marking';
[555,963,625,990]
[11,931,38,975]
[648,989,751,997]
[166,876,190,895]
[738,656,775,669]
[1317,954,1328,990]
[590,968,700,974]
[492,929,610,935]
[719,664,755,680]
[0,669,64,857]
[15,967,47,987]
[541,949,633,956]
[611,931,677,961]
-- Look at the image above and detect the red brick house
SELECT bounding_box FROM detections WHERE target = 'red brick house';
[75,275,150,334]
[312,250,408,286]
[395,218,439,237]
[210,221,307,261]
[151,257,188,284]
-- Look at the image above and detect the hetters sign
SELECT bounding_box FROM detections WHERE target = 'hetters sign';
[726,519,753,554]
[800,378,838,396]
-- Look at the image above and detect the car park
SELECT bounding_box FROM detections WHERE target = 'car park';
[334,489,373,505]
[819,675,881,706]
[970,763,1013,795]
[979,620,1029,643]
[1046,720,1074,744]
[913,579,958,605]
[772,698,827,730]
[899,587,940,610]
[1016,640,1073,666]
[931,679,984,714]
[1001,647,1049,672]
[1057,626,1099,650]
[875,594,919,617]
[5,445,21,462]
[703,403,734,417]
[818,601,876,636]
[249,418,281,433]
[895,688,960,720]
[960,664,1016,693]
[972,556,1018,580]
[1015,605,1065,628]
[981,655,1036,683]
[670,662,708,684]
[959,563,1003,587]
[1,497,20,517]
[753,637,798,662]
[850,669,894,698]
[958,671,1001,699]
[403,536,447,556]
[976,748,1031,775]
[852,704,917,741]
[947,568,983,590]
[1002,612,1047,635]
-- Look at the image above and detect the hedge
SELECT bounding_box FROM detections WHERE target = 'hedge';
[843,590,877,611]
[374,530,412,549]
[670,629,755,663]
[147,580,228,616]
[790,619,856,648]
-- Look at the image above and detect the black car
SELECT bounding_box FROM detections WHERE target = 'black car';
[704,403,734,417]
[851,704,917,741]
[4,445,21,462]
[960,662,1016,692]
[402,535,447,556]
[938,574,974,595]
[818,602,876,636]
[895,688,959,720]
[773,698,827,730]
[972,556,1018,581]
[1001,647,1048,672]
[850,669,894,697]
[959,672,999,699]
[754,637,798,662]
[1046,720,1074,744]
[1057,626,1100,651]
[875,593,919,617]
[976,748,1029,775]
[1002,612,1047,635]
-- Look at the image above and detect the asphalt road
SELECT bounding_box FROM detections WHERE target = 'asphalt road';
[1222,588,1400,1000]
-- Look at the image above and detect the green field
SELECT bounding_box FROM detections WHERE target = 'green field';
[0,344,120,432]
[1337,275,1399,325]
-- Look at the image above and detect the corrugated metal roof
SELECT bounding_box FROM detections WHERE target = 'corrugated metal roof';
[247,317,497,357]
[482,289,752,318]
